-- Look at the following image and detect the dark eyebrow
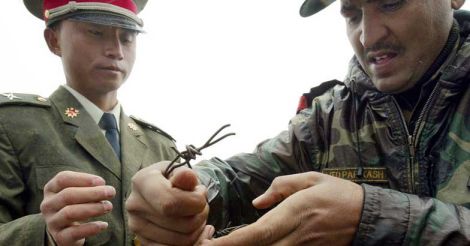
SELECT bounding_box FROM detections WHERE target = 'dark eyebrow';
[340,1,358,14]
[341,4,356,12]
[122,29,139,36]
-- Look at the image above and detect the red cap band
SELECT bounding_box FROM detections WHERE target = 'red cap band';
[44,0,138,14]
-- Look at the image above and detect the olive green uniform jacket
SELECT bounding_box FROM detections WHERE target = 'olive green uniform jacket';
[195,13,470,245]
[0,87,177,245]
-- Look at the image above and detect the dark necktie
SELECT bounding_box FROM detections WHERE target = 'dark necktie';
[99,113,121,160]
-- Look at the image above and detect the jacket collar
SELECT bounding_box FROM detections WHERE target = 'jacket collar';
[49,87,148,180]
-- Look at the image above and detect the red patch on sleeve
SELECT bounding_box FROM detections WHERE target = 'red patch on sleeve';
[297,95,308,114]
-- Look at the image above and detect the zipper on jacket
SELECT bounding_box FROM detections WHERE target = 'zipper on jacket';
[408,78,441,193]
[391,79,441,194]
[391,97,416,193]
[408,134,416,192]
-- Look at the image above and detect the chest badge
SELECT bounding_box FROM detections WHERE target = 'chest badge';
[64,107,80,118]
[128,123,139,131]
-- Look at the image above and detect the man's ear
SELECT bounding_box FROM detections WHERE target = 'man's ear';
[44,27,61,57]
[451,0,465,10]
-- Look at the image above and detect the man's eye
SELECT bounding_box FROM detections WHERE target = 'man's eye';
[379,0,404,11]
[341,4,362,25]
[121,37,133,44]
[88,30,103,36]
[342,10,361,25]
[120,32,137,44]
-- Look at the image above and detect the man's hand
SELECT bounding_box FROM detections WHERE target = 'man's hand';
[126,162,213,246]
[202,172,364,246]
[40,171,116,246]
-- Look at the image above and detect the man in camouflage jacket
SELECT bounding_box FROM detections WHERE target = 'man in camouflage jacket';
[126,0,470,245]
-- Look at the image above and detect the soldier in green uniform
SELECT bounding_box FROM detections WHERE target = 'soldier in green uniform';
[0,0,178,245]
[126,0,470,245]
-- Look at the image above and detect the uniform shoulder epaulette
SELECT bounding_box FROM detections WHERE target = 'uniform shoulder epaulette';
[296,80,343,114]
[0,92,51,108]
[130,115,175,142]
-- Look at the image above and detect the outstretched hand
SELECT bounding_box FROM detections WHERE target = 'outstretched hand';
[202,172,364,246]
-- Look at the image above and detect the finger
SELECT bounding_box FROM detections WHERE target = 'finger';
[48,201,113,229]
[126,162,207,221]
[205,200,300,246]
[162,184,208,216]
[201,222,277,246]
[195,225,215,245]
[52,221,108,246]
[165,167,206,215]
[129,212,207,245]
[169,167,199,191]
[42,185,116,212]
[204,223,283,246]
[128,201,209,234]
[44,171,106,194]
[130,175,208,217]
[253,172,319,209]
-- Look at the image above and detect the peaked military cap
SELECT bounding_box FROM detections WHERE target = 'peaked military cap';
[24,0,148,31]
[300,0,336,17]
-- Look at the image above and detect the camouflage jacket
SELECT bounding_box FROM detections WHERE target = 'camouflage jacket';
[196,13,470,245]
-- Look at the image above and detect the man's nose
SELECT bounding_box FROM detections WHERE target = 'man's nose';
[359,11,388,49]
[104,35,124,60]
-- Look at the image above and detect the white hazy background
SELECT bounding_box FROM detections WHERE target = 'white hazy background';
[3,1,470,161]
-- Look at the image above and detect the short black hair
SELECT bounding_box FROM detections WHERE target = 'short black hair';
[47,20,63,31]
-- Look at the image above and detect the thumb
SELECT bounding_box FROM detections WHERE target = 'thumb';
[252,188,283,210]
[169,167,199,191]
[253,172,320,209]
[195,225,215,245]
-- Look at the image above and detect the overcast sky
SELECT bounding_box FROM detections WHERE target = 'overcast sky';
[3,1,470,161]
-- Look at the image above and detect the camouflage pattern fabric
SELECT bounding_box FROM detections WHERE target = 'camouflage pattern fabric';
[195,13,470,244]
